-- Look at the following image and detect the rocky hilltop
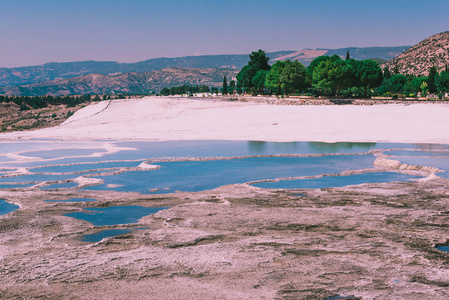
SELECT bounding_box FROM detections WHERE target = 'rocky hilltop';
[0,68,239,96]
[273,46,408,66]
[383,31,449,76]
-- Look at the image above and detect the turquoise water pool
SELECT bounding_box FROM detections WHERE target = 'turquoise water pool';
[252,172,421,189]
[84,154,377,193]
[81,227,148,242]
[81,229,133,242]
[0,199,19,215]
[2,140,448,193]
[65,206,168,226]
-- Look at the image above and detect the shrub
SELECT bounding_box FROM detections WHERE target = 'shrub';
[20,104,30,111]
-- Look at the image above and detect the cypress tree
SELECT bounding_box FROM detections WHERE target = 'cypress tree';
[428,66,437,94]
[229,80,236,94]
[345,49,350,60]
[383,67,392,79]
[223,76,228,95]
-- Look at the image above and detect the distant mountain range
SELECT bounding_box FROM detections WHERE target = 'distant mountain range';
[382,31,449,76]
[0,51,293,88]
[0,46,410,96]
[1,68,240,96]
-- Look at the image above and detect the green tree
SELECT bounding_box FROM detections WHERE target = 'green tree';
[311,55,352,95]
[198,85,210,93]
[280,60,309,93]
[229,80,236,94]
[252,70,268,95]
[355,59,383,96]
[409,76,428,93]
[420,81,428,97]
[161,87,170,96]
[427,66,438,94]
[265,61,286,95]
[222,76,228,95]
[345,49,350,60]
[383,67,392,80]
[236,49,271,92]
[436,70,449,94]
[307,55,330,79]
[389,74,407,93]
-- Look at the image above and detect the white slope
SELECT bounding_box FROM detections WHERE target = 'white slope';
[2,96,449,144]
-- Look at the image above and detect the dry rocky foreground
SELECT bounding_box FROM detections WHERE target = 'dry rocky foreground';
[1,178,449,299]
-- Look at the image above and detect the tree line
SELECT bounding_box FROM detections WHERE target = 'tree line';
[236,49,449,98]
[0,94,129,111]
[159,85,212,96]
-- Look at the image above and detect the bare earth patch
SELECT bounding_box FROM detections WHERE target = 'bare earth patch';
[0,102,83,133]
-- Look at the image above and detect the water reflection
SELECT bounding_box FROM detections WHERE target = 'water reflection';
[412,144,449,151]
[308,142,377,151]
[248,141,267,154]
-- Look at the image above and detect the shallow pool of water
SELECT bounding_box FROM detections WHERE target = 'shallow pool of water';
[437,245,449,253]
[65,206,168,226]
[0,199,19,215]
[0,183,35,189]
[252,172,422,189]
[84,154,376,193]
[82,229,133,242]
[81,227,148,242]
[112,140,396,160]
[1,140,449,194]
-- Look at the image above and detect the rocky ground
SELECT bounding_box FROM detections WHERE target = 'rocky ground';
[1,178,449,299]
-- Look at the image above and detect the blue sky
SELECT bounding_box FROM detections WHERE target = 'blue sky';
[0,0,448,68]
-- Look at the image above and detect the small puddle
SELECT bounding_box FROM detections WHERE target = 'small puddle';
[65,205,168,226]
[82,227,148,242]
[325,296,360,300]
[436,245,449,253]
[82,229,133,242]
[0,199,19,215]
